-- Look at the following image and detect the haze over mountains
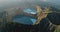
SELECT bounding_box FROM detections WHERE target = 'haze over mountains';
[0,0,60,12]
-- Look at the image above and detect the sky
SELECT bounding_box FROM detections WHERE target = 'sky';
[0,0,50,2]
[0,0,59,5]
[0,0,60,7]
[0,0,59,2]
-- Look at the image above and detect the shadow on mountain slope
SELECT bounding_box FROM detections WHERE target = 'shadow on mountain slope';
[47,13,60,25]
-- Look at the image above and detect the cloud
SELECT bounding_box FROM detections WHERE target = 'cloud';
[43,0,47,1]
[40,0,49,2]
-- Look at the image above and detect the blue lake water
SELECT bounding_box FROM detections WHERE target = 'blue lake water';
[13,15,36,25]
[12,8,37,25]
[23,8,37,14]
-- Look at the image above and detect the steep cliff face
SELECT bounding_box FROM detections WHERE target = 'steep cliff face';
[47,13,60,25]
